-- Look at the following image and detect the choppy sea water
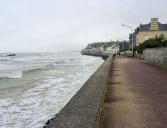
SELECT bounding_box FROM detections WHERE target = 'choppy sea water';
[0,52,103,128]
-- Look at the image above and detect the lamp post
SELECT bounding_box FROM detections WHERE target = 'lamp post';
[122,24,134,57]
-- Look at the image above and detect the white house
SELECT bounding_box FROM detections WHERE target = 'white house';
[98,44,105,52]
[104,44,119,54]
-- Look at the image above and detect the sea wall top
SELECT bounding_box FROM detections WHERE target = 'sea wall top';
[44,55,113,128]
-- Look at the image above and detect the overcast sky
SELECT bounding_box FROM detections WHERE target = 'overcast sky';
[0,0,167,52]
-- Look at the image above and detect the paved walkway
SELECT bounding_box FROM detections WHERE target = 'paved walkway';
[103,56,167,128]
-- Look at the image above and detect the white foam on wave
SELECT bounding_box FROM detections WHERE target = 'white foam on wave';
[0,77,67,128]
[0,71,23,79]
[0,62,55,79]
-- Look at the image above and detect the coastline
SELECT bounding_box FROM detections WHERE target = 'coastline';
[44,54,113,128]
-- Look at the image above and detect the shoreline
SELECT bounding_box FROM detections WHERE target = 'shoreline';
[43,55,113,128]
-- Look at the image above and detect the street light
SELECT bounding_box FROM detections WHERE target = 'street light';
[122,24,134,57]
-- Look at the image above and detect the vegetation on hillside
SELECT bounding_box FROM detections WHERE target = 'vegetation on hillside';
[134,38,167,54]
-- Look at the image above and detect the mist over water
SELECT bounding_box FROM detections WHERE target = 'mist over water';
[0,52,103,128]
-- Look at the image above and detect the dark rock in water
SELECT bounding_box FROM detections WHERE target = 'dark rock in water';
[46,120,51,125]
[43,120,51,128]
[7,53,16,56]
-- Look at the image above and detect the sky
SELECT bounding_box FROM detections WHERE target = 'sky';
[0,0,167,52]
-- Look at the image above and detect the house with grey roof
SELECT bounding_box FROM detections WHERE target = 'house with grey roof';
[129,18,167,45]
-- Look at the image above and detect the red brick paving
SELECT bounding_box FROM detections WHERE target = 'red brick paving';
[103,56,167,128]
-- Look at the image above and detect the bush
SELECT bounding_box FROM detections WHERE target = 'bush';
[134,38,167,54]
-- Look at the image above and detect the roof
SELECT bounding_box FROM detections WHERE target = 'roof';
[139,22,167,31]
[140,23,151,30]
[158,23,167,30]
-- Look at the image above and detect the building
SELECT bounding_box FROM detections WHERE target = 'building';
[119,41,129,51]
[98,44,105,52]
[104,44,119,54]
[129,33,136,46]
[130,18,167,45]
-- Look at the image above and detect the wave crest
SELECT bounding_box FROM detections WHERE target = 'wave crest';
[0,71,23,79]
[0,59,73,79]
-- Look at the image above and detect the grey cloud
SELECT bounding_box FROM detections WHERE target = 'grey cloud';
[0,0,166,52]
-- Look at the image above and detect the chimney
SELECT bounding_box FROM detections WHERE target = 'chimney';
[150,18,159,30]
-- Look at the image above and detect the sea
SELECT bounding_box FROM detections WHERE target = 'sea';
[0,52,103,128]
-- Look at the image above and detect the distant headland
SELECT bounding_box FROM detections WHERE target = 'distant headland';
[81,41,129,59]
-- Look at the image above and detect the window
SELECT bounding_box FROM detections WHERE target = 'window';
[160,34,164,40]
[136,38,139,44]
[144,35,149,41]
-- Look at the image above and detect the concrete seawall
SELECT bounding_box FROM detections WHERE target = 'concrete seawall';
[44,55,113,128]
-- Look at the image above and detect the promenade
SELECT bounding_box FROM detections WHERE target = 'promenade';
[104,56,167,128]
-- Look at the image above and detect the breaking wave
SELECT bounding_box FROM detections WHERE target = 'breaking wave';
[0,59,74,79]
[0,71,23,79]
[0,64,54,79]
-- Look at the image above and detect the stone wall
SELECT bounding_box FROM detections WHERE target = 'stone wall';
[44,55,113,128]
[138,47,167,64]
